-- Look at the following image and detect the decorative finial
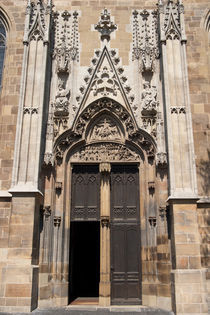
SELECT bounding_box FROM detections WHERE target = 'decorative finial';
[94,8,117,42]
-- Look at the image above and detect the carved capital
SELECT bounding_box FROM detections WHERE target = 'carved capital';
[54,216,61,227]
[101,216,110,228]
[149,216,157,227]
[43,206,51,220]
[159,206,167,221]
[55,182,62,192]
[99,163,111,174]
[148,181,155,194]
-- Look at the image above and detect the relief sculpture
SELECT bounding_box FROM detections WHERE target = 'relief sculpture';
[71,143,139,162]
[141,82,159,116]
[90,118,121,141]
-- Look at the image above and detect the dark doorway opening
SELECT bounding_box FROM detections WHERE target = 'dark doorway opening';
[69,221,100,303]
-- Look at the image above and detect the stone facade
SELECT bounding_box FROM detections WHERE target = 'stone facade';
[0,0,209,314]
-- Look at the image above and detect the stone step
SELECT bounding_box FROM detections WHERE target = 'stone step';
[0,306,174,315]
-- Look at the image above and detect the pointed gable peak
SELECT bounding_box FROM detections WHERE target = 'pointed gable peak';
[76,47,135,118]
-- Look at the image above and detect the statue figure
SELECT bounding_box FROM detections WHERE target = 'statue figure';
[54,78,70,116]
[141,81,158,116]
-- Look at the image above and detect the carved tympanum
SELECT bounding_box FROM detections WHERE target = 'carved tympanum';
[90,117,121,141]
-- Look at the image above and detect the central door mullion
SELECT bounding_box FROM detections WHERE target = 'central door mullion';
[99,162,111,306]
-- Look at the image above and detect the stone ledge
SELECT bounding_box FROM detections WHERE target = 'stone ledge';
[0,305,175,314]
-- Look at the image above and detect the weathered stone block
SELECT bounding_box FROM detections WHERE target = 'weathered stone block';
[5,284,31,297]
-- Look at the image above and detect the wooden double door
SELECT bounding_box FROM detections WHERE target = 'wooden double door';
[71,164,141,305]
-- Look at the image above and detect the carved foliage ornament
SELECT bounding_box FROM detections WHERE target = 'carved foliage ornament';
[53,10,79,71]
[132,9,159,72]
[52,10,79,134]
[95,9,117,41]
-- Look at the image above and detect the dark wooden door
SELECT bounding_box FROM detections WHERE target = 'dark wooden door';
[71,165,100,221]
[111,165,141,305]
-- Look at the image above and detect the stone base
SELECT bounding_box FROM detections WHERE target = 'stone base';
[171,269,208,315]
[0,305,175,314]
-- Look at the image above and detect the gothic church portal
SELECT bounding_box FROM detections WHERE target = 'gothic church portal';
[0,0,209,314]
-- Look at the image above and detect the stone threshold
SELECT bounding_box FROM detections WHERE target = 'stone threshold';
[0,306,174,315]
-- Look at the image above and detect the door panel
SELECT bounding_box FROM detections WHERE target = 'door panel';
[111,165,141,305]
[71,165,100,221]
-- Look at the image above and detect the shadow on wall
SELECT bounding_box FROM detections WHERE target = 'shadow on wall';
[198,149,210,195]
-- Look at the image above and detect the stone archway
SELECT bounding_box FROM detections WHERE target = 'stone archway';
[39,98,170,309]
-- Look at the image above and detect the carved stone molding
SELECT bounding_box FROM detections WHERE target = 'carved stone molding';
[54,97,156,162]
[101,216,110,228]
[24,0,52,44]
[71,143,139,163]
[23,107,38,114]
[95,8,117,42]
[53,117,69,137]
[132,9,159,72]
[171,106,186,114]
[54,216,61,227]
[159,0,184,42]
[75,98,136,138]
[142,117,157,139]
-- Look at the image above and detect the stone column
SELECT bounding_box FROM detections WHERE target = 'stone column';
[2,2,53,312]
[99,163,111,306]
[159,1,208,314]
